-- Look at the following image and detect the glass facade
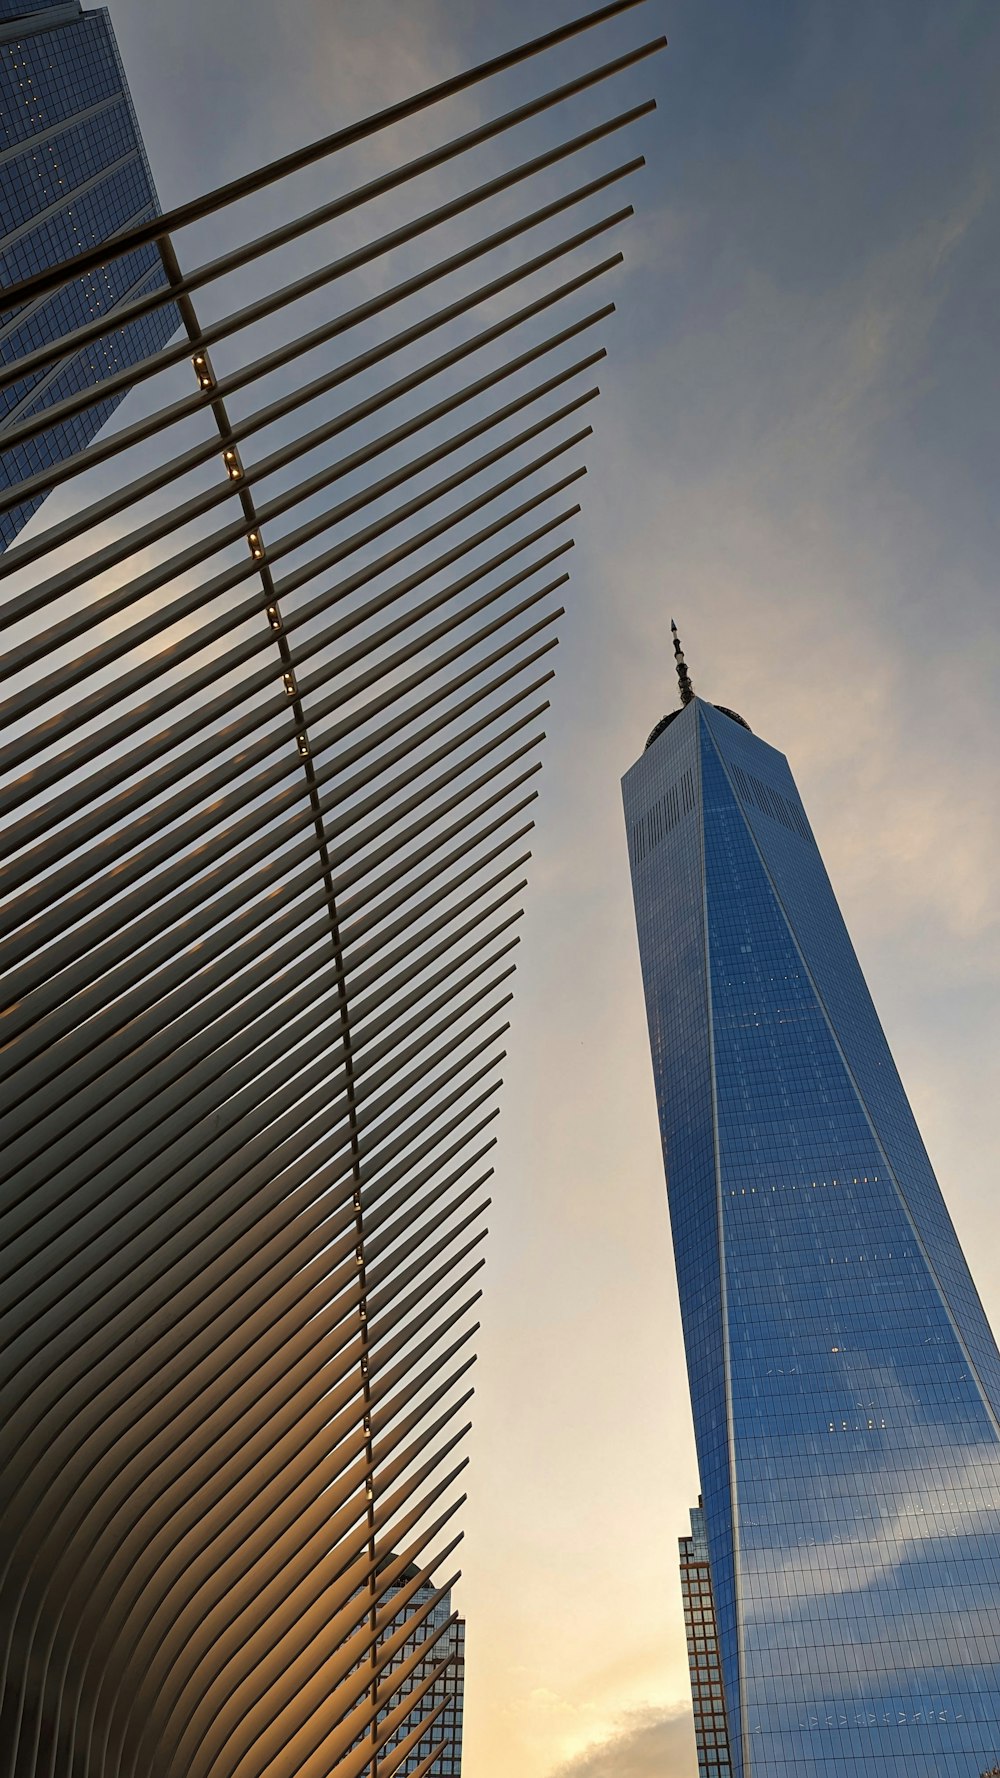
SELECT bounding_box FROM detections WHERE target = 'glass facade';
[624,697,1000,1778]
[0,0,75,19]
[0,1,176,548]
[682,1497,735,1778]
[375,1568,465,1775]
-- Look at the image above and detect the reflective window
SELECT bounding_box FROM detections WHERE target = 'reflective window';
[624,701,1000,1777]
[0,9,177,548]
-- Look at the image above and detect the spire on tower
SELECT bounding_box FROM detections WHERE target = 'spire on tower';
[671,619,695,706]
[644,622,751,750]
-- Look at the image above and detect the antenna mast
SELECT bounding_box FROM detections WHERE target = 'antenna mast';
[671,619,695,706]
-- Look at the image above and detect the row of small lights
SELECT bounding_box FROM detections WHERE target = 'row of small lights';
[193,349,311,761]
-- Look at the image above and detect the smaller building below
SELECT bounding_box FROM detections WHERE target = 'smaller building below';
[375,1563,465,1776]
[680,1499,733,1778]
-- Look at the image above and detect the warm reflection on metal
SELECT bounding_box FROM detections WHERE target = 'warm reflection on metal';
[0,3,662,1772]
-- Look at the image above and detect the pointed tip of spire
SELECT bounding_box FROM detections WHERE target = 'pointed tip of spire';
[645,620,754,749]
[671,618,695,707]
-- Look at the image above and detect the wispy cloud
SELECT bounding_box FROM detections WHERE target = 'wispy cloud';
[549,1704,697,1778]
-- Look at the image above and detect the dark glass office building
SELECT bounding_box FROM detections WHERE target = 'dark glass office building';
[624,672,1000,1777]
[0,0,175,548]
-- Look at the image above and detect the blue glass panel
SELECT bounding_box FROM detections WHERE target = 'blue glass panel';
[0,8,176,549]
[0,0,73,21]
[701,701,1000,1420]
[624,700,1000,1777]
[623,714,745,1776]
[0,14,125,151]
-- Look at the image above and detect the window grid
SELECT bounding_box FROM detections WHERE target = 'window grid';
[623,699,1000,1777]
[0,7,176,549]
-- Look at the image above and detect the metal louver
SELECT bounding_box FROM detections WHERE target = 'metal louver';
[0,4,663,1772]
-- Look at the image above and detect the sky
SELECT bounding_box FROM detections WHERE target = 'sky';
[76,2,1000,1773]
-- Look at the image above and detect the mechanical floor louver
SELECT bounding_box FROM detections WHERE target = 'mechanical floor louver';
[0,5,663,1772]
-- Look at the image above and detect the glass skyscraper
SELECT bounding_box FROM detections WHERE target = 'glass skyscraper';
[624,658,1000,1778]
[0,0,175,548]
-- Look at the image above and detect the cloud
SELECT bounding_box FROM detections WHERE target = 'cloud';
[549,1705,697,1778]
[304,0,473,170]
[740,1441,1000,1622]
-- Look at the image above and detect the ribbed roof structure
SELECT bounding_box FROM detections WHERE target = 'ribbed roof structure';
[0,5,663,1772]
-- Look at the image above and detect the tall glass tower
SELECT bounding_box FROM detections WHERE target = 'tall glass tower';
[0,0,175,548]
[623,632,1000,1778]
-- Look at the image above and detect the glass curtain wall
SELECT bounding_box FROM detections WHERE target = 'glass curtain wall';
[624,698,1000,1778]
[0,0,175,546]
